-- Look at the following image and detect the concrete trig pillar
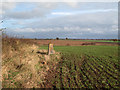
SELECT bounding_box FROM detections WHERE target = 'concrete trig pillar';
[48,43,54,55]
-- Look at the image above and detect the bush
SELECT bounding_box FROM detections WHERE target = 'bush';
[66,38,68,40]
[56,37,59,40]
[113,39,118,41]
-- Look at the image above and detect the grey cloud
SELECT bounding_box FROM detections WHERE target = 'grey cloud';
[2,2,58,19]
[2,2,118,20]
[7,10,118,39]
[26,10,117,29]
[3,2,118,39]
[77,2,118,10]
[6,28,118,39]
[4,9,49,19]
[4,8,51,19]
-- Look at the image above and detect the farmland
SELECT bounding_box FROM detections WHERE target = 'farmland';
[67,39,119,43]
[2,38,119,88]
[33,39,119,46]
[1,1,119,89]
[40,45,119,88]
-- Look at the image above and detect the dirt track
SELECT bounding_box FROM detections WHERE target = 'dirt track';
[32,40,119,46]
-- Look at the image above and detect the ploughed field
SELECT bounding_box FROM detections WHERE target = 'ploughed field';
[40,46,119,88]
[33,40,119,46]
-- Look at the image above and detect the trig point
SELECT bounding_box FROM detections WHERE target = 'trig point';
[48,43,54,55]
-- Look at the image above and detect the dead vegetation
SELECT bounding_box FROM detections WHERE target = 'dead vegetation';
[2,36,60,88]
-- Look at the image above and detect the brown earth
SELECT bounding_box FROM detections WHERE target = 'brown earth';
[31,40,119,46]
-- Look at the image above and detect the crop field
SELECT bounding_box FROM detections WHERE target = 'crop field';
[40,46,119,88]
[2,38,119,88]
[67,40,119,43]
[33,40,119,46]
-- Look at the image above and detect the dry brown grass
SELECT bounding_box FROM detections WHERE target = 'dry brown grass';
[2,36,60,88]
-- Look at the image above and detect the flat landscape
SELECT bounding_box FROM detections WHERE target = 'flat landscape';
[33,39,119,46]
[1,2,119,89]
[40,45,119,88]
[2,38,119,88]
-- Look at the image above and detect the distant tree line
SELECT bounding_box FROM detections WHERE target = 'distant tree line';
[34,38,120,41]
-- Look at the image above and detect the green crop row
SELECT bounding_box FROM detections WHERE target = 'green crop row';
[40,45,119,88]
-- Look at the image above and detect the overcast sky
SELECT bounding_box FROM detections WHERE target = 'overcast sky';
[0,2,118,39]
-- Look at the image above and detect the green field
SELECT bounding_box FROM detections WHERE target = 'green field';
[62,39,119,43]
[78,40,119,43]
[40,46,119,88]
